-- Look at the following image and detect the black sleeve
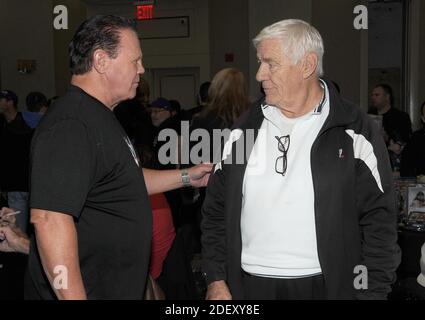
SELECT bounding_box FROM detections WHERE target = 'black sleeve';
[201,163,227,285]
[355,118,401,300]
[30,119,95,219]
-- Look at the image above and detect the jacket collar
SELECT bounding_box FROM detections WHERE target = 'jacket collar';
[318,78,357,135]
[243,78,357,133]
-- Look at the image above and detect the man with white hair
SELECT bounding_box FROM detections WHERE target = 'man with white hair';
[201,19,400,300]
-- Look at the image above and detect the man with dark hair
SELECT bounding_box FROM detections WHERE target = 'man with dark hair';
[26,15,211,300]
[370,84,412,144]
[26,92,48,114]
[21,92,48,130]
[0,90,33,232]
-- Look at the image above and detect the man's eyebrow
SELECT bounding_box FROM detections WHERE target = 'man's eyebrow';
[259,57,277,64]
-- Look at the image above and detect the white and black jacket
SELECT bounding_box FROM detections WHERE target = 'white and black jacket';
[201,80,401,300]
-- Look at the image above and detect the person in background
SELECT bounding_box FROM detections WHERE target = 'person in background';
[23,92,48,129]
[190,68,250,165]
[149,194,175,281]
[149,97,182,170]
[369,84,412,145]
[387,130,407,177]
[185,81,211,122]
[0,207,29,255]
[401,101,425,177]
[0,90,34,233]
[114,78,155,166]
[0,207,29,300]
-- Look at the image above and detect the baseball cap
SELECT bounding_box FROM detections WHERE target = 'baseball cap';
[150,97,172,111]
[0,90,18,106]
[418,242,425,287]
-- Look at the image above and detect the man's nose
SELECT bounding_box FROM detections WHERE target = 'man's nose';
[138,62,145,75]
[256,63,267,82]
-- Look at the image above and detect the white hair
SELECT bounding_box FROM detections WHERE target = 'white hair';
[253,19,324,77]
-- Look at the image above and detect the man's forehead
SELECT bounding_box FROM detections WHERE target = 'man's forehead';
[373,87,384,94]
[256,39,283,56]
[119,30,142,54]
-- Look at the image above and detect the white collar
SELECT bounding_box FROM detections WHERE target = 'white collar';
[261,79,329,120]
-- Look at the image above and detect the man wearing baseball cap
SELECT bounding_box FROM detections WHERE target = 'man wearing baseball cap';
[0,90,19,128]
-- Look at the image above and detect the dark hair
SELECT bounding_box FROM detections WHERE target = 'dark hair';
[198,82,211,104]
[421,101,425,117]
[374,83,394,107]
[69,15,137,75]
[26,92,47,112]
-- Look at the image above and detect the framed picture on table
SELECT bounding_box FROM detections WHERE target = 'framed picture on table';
[407,186,425,214]
[406,185,425,231]
[393,177,417,223]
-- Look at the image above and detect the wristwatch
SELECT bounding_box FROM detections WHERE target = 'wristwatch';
[181,169,191,187]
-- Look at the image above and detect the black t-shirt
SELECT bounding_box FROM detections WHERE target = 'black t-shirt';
[26,85,152,300]
[382,107,412,143]
[0,112,34,191]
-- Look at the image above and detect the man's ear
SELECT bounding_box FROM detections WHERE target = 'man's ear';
[301,52,318,79]
[92,49,110,74]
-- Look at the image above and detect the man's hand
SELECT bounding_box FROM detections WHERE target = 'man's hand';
[0,225,29,254]
[206,280,232,300]
[187,163,213,188]
[0,207,17,226]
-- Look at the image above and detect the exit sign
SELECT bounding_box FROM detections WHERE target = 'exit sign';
[137,5,154,20]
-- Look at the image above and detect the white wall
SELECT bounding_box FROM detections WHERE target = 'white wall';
[0,0,375,111]
[312,0,365,107]
[209,0,249,88]
[368,2,403,69]
[0,0,56,110]
[86,0,210,93]
[53,0,87,97]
